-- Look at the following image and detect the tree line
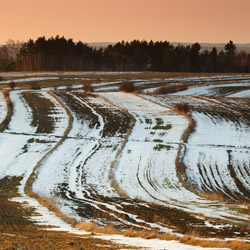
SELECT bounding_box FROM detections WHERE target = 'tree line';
[1,36,250,73]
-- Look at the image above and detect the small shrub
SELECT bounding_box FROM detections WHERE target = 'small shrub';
[119,81,135,92]
[175,102,189,113]
[152,124,172,130]
[154,144,172,151]
[75,221,97,232]
[9,81,16,90]
[84,83,94,93]
[154,85,188,94]
[28,82,41,90]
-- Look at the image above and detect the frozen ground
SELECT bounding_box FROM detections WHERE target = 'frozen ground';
[144,94,250,203]
[0,75,250,249]
[0,91,7,123]
[227,89,250,97]
[169,82,250,96]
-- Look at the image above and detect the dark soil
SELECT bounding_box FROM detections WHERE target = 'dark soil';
[0,176,134,250]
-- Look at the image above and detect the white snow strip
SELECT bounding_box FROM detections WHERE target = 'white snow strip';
[7,91,68,136]
[0,91,7,123]
[96,86,120,92]
[92,81,122,87]
[227,89,250,97]
[95,235,231,250]
[8,91,35,133]
[169,82,250,96]
[0,133,57,192]
[10,196,230,250]
[184,112,250,197]
[10,196,90,235]
[40,92,69,136]
[0,77,60,84]
[97,93,249,222]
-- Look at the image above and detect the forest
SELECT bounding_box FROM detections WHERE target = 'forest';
[0,36,250,72]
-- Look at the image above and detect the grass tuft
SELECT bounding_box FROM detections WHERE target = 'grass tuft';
[119,82,135,92]
[154,85,188,94]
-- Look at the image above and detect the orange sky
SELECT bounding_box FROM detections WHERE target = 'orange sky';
[1,0,250,44]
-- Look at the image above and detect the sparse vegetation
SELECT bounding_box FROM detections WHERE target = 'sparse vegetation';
[84,83,94,93]
[175,102,190,113]
[119,81,135,92]
[0,74,249,249]
[154,144,172,151]
[28,81,41,90]
[154,85,188,94]
[152,123,172,130]
[0,89,13,132]
[22,91,56,133]
[9,81,15,90]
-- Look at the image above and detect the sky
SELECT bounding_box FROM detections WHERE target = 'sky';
[1,0,250,45]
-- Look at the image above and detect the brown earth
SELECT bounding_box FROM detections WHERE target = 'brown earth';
[0,176,136,250]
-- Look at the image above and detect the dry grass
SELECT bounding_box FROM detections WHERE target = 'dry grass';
[174,105,196,143]
[0,176,126,250]
[154,84,188,94]
[84,83,94,93]
[24,194,250,250]
[0,89,13,132]
[180,237,250,250]
[9,81,16,90]
[37,196,78,227]
[200,191,231,202]
[75,221,178,241]
[75,221,250,250]
[75,221,119,235]
[28,81,41,90]
[75,221,98,232]
[119,81,135,92]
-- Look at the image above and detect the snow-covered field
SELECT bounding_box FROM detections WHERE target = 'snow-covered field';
[0,91,68,193]
[0,73,250,249]
[98,93,250,221]
[169,81,250,97]
[144,94,250,203]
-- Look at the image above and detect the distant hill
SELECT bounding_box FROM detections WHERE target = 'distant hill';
[87,42,115,49]
[88,42,250,53]
[171,42,250,53]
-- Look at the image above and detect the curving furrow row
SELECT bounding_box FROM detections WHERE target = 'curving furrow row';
[32,92,148,228]
[1,89,249,236]
[145,94,250,202]
[97,92,248,224]
[0,90,68,193]
[29,92,205,234]
[191,96,250,201]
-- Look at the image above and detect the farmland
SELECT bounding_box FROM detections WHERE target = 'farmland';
[0,72,250,250]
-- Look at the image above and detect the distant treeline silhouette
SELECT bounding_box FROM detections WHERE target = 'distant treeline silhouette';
[1,36,250,72]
